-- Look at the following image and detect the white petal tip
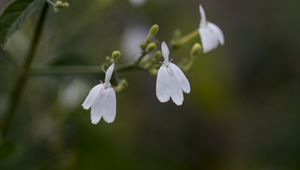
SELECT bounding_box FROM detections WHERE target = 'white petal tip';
[91,120,99,125]
[157,98,170,103]
[161,42,170,62]
[82,104,90,110]
[184,89,191,94]
[105,63,115,83]
[104,119,115,124]
[199,5,203,11]
[174,101,183,106]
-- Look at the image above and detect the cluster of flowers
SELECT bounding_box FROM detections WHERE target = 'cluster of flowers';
[82,5,224,124]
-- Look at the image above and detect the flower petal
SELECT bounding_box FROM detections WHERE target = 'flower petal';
[82,84,103,110]
[169,63,191,94]
[90,87,107,124]
[105,63,115,84]
[102,87,117,124]
[156,65,171,103]
[167,67,184,106]
[161,42,169,62]
[199,5,207,28]
[207,22,225,45]
[199,26,219,53]
[91,105,102,124]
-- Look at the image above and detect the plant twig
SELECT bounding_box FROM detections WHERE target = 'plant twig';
[29,29,198,77]
[0,3,49,139]
[171,29,199,49]
[134,51,147,66]
[30,63,140,76]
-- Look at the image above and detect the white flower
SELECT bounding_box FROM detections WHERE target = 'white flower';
[199,5,225,53]
[82,63,117,124]
[156,42,191,106]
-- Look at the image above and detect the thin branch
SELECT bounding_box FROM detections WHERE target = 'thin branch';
[0,3,49,139]
[28,29,198,77]
[30,63,140,76]
[171,29,199,49]
[134,51,148,66]
[30,49,149,77]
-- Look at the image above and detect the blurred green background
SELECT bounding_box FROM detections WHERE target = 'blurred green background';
[0,0,300,169]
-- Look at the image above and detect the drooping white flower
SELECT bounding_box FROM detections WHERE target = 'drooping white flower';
[156,42,191,106]
[82,63,117,124]
[199,5,225,53]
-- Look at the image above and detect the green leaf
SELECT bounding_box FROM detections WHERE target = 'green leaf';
[0,0,44,48]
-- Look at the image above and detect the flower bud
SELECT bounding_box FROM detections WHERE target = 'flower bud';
[112,51,121,61]
[146,51,162,70]
[149,68,158,76]
[56,1,63,6]
[114,79,128,93]
[146,43,156,53]
[144,24,160,46]
[153,51,162,61]
[62,2,70,8]
[149,24,159,37]
[51,0,70,12]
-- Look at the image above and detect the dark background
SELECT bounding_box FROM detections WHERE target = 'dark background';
[0,0,299,169]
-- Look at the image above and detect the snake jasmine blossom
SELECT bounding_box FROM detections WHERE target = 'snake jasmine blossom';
[198,5,225,53]
[82,63,117,124]
[156,42,191,106]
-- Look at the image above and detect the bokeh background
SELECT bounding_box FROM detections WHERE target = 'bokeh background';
[0,0,300,169]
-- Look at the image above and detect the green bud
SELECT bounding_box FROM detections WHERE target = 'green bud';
[191,43,202,57]
[149,24,159,37]
[149,68,158,76]
[51,0,69,12]
[112,51,121,61]
[143,24,160,47]
[153,51,162,61]
[62,2,69,8]
[114,79,128,93]
[56,1,63,6]
[146,43,156,53]
[146,51,162,70]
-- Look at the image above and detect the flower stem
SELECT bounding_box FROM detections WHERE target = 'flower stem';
[29,30,198,77]
[30,63,140,77]
[30,49,149,77]
[0,3,49,139]
[134,51,148,66]
[171,29,199,49]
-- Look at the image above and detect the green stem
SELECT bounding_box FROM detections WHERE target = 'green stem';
[134,51,148,66]
[29,29,197,77]
[30,63,140,76]
[0,3,49,139]
[171,29,199,49]
[30,50,149,76]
